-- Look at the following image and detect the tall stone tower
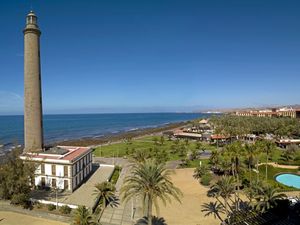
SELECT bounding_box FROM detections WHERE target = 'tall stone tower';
[23,11,44,152]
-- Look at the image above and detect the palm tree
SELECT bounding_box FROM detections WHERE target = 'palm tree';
[160,136,165,145]
[244,144,257,186]
[72,205,96,225]
[224,141,244,209]
[253,186,287,213]
[244,179,263,204]
[93,182,118,220]
[193,164,209,181]
[135,216,167,225]
[120,160,182,225]
[131,149,150,163]
[210,175,235,216]
[152,137,159,146]
[259,140,275,180]
[201,201,225,222]
[209,150,221,170]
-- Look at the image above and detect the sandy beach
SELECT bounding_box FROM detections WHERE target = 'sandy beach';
[158,168,221,225]
[0,211,69,225]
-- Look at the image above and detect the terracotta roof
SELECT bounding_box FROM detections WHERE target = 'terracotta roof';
[174,132,202,138]
[211,134,230,139]
[62,147,91,161]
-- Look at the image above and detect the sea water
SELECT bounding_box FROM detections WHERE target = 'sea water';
[0,113,209,148]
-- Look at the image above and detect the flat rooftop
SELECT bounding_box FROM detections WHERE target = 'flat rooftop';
[20,146,91,163]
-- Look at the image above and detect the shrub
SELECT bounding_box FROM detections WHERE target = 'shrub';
[59,205,72,214]
[34,202,43,209]
[200,173,212,186]
[10,193,29,207]
[47,204,56,211]
[193,165,209,180]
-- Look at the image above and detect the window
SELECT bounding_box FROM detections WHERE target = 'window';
[64,180,69,190]
[41,164,45,174]
[41,177,45,187]
[52,165,56,176]
[52,178,56,188]
[64,166,68,177]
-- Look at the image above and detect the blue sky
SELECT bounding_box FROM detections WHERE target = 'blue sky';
[0,0,300,115]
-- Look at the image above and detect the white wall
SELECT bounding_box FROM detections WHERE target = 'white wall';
[56,164,64,177]
[45,164,52,176]
[35,176,41,186]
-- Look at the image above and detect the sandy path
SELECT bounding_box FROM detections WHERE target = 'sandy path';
[158,168,221,225]
[258,162,299,169]
[0,211,68,225]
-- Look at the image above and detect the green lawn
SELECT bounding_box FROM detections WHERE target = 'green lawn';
[257,165,299,191]
[93,135,216,165]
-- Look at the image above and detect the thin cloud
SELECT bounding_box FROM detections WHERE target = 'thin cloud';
[0,91,23,114]
[16,53,24,57]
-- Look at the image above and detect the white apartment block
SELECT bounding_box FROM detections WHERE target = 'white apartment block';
[20,146,93,192]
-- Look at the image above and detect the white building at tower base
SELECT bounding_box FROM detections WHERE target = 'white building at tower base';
[20,146,93,192]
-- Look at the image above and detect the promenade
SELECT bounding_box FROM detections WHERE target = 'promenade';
[31,164,115,209]
[96,158,143,225]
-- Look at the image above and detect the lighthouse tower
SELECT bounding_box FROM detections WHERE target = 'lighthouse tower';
[23,11,44,152]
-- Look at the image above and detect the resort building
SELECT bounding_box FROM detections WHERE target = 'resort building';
[235,107,300,118]
[20,146,93,192]
[275,139,300,148]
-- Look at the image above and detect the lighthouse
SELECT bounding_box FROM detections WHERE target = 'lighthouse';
[23,11,44,152]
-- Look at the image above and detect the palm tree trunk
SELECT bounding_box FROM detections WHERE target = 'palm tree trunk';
[265,152,268,180]
[249,163,252,187]
[148,197,153,225]
[224,197,228,216]
[98,207,105,222]
[236,173,240,210]
[256,161,259,182]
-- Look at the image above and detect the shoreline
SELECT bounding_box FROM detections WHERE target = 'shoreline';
[51,121,188,147]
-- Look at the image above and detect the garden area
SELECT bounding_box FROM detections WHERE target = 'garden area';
[93,135,216,167]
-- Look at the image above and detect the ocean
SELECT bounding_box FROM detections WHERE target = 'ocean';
[0,113,209,149]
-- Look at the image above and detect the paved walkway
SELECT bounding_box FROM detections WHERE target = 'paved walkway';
[64,165,115,208]
[100,160,143,225]
[31,164,115,209]
[96,157,183,225]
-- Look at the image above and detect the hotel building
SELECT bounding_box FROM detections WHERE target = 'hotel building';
[20,146,93,192]
[235,107,300,118]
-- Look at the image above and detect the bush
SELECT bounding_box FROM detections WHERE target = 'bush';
[200,173,212,186]
[10,193,29,207]
[47,204,56,211]
[59,205,72,214]
[34,202,43,209]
